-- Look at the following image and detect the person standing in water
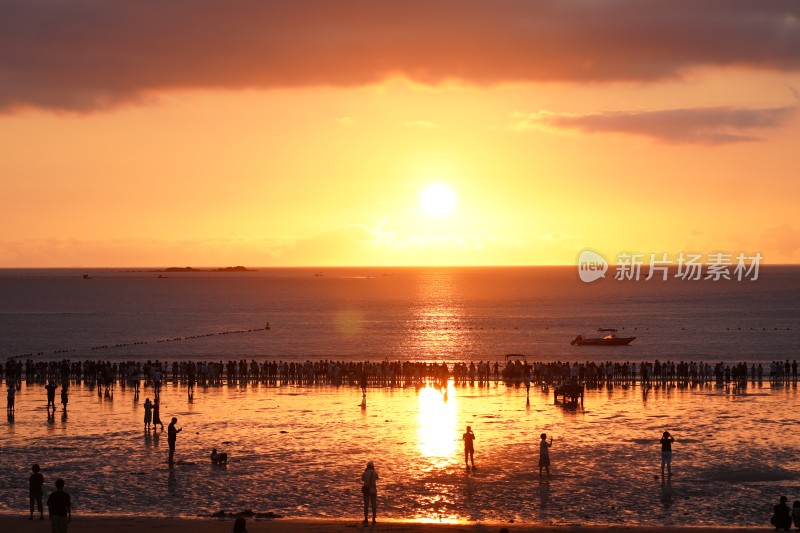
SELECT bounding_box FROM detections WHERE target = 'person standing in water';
[660,431,675,478]
[7,385,15,413]
[463,426,476,470]
[28,464,44,520]
[143,398,153,431]
[361,461,378,525]
[60,386,68,412]
[167,417,182,466]
[152,399,164,430]
[539,433,553,477]
[45,381,57,410]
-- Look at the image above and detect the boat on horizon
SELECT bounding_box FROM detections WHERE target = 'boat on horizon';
[570,328,636,346]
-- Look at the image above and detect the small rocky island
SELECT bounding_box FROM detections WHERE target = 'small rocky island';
[154,266,255,273]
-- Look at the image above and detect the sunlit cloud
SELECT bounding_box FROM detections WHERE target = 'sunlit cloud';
[2,1,799,112]
[511,105,797,145]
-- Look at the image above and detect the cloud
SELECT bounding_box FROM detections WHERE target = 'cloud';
[1,1,799,112]
[512,105,797,144]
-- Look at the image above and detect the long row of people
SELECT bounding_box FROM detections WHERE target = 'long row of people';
[4,356,799,390]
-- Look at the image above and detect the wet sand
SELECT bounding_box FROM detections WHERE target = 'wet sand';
[0,517,771,533]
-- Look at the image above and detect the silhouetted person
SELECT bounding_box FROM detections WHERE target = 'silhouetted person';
[360,371,368,408]
[232,516,248,533]
[211,448,228,464]
[29,464,44,520]
[539,433,553,477]
[772,496,792,530]
[168,417,182,465]
[361,460,378,525]
[7,386,14,412]
[143,398,153,431]
[45,382,57,409]
[792,500,800,530]
[463,425,476,470]
[60,386,68,412]
[660,431,675,478]
[153,399,164,430]
[47,478,71,533]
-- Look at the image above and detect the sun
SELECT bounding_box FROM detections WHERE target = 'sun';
[419,183,457,217]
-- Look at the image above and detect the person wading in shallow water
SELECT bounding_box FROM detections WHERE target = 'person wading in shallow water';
[660,430,675,478]
[463,425,476,470]
[361,461,378,525]
[539,433,553,477]
[28,464,44,520]
[167,417,182,466]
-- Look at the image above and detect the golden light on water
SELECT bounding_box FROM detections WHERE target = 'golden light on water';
[333,309,365,336]
[416,382,458,464]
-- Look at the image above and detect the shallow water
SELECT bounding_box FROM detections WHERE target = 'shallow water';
[2,378,798,525]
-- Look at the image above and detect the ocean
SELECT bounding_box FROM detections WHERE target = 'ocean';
[1,266,798,362]
[1,266,799,525]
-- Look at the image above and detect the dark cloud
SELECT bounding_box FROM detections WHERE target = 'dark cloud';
[1,1,799,112]
[516,105,797,144]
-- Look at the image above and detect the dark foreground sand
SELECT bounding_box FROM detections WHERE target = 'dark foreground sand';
[0,517,770,533]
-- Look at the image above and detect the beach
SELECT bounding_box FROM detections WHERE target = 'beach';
[0,517,773,533]
[3,268,800,527]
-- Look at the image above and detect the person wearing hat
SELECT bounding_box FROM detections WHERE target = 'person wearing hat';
[361,461,379,525]
[463,425,476,470]
[772,495,792,530]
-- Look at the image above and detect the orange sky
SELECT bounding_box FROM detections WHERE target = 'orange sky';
[1,1,799,267]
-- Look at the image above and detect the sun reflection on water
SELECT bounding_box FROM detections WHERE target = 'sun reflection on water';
[417,382,458,466]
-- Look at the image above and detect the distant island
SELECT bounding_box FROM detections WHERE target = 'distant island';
[152,266,255,273]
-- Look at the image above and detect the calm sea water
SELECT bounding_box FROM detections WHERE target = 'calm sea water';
[0,266,798,362]
[1,267,799,525]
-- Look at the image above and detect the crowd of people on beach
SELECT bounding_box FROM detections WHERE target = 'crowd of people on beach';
[5,355,799,393]
[6,355,800,529]
[11,353,800,530]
